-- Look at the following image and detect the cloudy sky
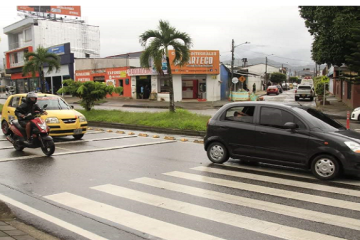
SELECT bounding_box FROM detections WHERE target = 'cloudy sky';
[0,1,346,68]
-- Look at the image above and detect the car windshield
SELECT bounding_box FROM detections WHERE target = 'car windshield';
[293,107,346,131]
[37,96,71,110]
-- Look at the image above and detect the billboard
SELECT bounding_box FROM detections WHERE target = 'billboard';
[168,50,220,75]
[48,45,65,55]
[17,6,81,17]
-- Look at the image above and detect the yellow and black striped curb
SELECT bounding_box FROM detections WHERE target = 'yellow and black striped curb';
[164,136,176,140]
[139,133,148,137]
[194,140,204,144]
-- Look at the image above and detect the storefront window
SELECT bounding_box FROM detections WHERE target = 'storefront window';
[160,77,170,92]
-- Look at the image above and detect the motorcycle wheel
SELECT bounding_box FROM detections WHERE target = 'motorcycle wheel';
[41,141,55,156]
[14,142,24,151]
[1,121,10,135]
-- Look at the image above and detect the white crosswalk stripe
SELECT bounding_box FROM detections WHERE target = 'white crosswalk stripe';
[39,165,360,240]
[164,171,360,211]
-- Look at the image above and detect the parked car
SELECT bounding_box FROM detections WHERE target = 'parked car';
[351,107,360,121]
[295,85,315,101]
[1,93,88,139]
[204,102,360,180]
[267,86,279,95]
[282,83,290,91]
[276,85,283,93]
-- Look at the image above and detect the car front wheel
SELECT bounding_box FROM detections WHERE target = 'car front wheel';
[311,155,340,180]
[207,142,229,164]
[73,134,84,140]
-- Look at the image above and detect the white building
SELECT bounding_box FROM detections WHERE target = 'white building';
[3,17,100,93]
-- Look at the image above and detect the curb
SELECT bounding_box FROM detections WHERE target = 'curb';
[88,121,206,137]
[122,105,183,109]
[0,201,14,220]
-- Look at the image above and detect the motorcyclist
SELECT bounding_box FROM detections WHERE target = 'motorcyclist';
[15,92,47,144]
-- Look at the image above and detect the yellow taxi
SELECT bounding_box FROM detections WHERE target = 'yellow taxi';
[1,93,87,139]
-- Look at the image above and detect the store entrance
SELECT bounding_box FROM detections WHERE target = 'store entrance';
[136,76,151,99]
[182,80,198,99]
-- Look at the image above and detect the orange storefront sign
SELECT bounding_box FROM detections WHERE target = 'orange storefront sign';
[17,6,81,17]
[168,50,220,75]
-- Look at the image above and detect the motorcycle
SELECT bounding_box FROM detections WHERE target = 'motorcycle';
[5,104,55,156]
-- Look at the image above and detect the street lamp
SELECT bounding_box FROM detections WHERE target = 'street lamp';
[230,40,249,98]
[265,54,274,87]
[231,41,250,80]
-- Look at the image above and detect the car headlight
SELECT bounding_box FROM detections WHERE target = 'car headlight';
[37,122,47,131]
[344,141,360,153]
[78,115,87,122]
[46,117,60,124]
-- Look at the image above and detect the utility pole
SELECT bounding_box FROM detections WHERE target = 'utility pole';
[265,57,268,86]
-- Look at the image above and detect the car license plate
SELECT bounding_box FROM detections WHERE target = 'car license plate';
[301,94,306,97]
[74,129,82,135]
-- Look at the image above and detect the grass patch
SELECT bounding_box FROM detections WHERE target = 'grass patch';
[75,100,107,105]
[79,108,210,131]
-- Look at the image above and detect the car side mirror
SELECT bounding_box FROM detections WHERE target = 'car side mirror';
[284,122,298,130]
[43,104,48,109]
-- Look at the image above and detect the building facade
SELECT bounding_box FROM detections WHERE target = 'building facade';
[3,16,100,93]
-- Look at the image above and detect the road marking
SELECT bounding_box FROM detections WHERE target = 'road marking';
[0,136,137,150]
[0,194,108,240]
[55,135,136,145]
[55,147,73,151]
[222,162,360,187]
[0,140,176,162]
[164,171,360,211]
[192,166,360,197]
[45,192,226,240]
[93,184,345,240]
[132,177,360,231]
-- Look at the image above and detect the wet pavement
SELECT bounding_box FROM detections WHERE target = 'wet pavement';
[0,128,359,240]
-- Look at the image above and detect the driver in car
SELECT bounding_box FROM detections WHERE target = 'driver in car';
[15,92,47,144]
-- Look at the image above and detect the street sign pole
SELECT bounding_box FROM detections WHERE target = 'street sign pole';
[323,83,325,106]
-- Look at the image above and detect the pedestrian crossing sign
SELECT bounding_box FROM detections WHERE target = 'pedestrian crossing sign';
[321,76,330,83]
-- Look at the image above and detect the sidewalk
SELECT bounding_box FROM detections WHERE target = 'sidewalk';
[0,201,57,240]
[315,94,353,119]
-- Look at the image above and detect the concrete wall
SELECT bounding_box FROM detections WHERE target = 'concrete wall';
[246,75,262,93]
[36,20,100,58]
[75,58,128,70]
[206,75,221,101]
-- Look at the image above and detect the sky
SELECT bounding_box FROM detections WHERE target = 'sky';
[0,1,349,69]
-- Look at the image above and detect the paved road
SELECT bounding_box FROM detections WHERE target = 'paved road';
[264,89,316,108]
[0,128,360,240]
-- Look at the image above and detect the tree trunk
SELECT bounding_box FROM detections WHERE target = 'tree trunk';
[166,54,175,113]
[40,67,46,93]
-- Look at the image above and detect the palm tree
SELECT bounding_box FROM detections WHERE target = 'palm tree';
[22,46,60,93]
[140,20,192,112]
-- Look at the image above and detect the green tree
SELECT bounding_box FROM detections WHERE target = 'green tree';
[22,46,60,93]
[345,23,360,82]
[270,72,286,84]
[299,6,360,68]
[289,77,299,83]
[139,20,192,112]
[58,79,123,111]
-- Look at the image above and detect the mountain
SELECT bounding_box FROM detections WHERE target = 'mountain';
[221,57,324,75]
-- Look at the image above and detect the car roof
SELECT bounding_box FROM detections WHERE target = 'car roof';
[12,93,59,98]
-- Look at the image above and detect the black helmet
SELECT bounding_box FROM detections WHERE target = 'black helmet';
[26,92,38,104]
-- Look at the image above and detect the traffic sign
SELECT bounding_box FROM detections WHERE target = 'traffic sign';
[232,77,239,84]
[321,76,330,83]
[239,76,246,82]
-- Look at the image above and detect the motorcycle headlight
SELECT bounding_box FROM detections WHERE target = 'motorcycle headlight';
[46,117,60,124]
[344,141,360,153]
[78,115,87,122]
[37,122,47,130]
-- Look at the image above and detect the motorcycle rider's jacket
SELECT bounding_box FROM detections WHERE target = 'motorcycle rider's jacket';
[15,101,42,120]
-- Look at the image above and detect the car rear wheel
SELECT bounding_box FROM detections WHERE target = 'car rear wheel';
[310,97,314,101]
[1,121,10,135]
[311,155,340,180]
[295,97,299,101]
[73,134,84,140]
[207,142,229,164]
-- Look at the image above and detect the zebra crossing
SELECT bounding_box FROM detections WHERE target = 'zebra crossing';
[5,164,360,240]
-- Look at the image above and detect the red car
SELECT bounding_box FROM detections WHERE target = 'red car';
[267,86,279,95]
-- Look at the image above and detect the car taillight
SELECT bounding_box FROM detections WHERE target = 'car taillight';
[295,90,297,93]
